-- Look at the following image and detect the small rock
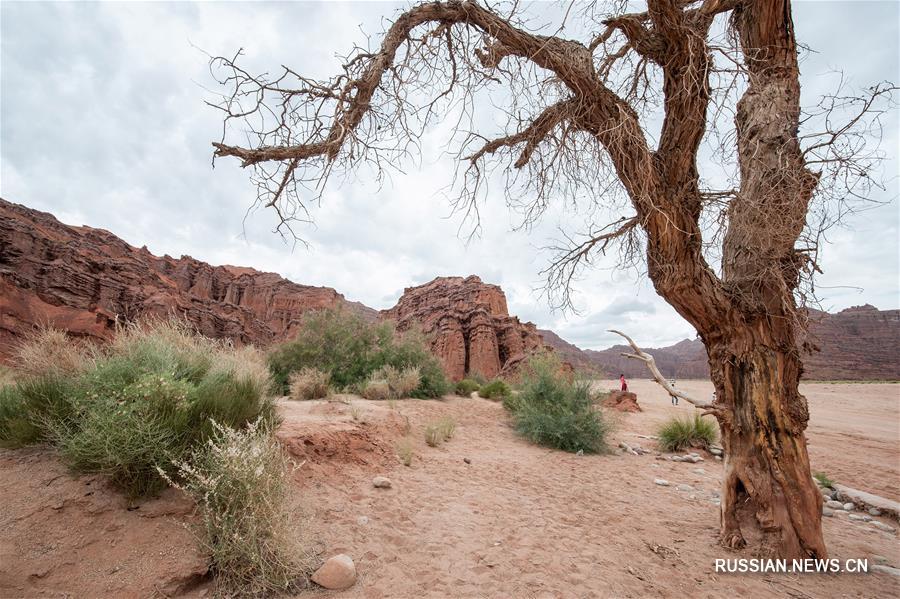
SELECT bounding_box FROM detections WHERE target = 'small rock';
[693,468,706,475]
[654,478,670,487]
[842,502,855,511]
[676,484,695,492]
[356,516,369,526]
[714,455,722,461]
[825,500,844,510]
[312,554,357,590]
[871,521,896,534]
[871,564,900,577]
[671,455,684,462]
[686,455,703,463]
[821,493,832,502]
[848,514,871,522]
[372,476,392,489]
[463,457,471,464]
[576,449,584,456]
[651,463,659,469]
[874,555,889,564]
[822,508,834,517]
[709,447,723,456]
[868,507,882,517]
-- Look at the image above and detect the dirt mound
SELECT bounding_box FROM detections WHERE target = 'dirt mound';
[276,398,408,472]
[603,390,642,412]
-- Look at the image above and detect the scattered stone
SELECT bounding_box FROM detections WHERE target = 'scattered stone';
[871,564,900,577]
[709,444,724,456]
[825,500,844,510]
[871,521,896,534]
[842,502,855,511]
[849,514,872,522]
[651,463,659,469]
[576,449,584,457]
[372,476,392,489]
[821,492,833,502]
[312,554,357,590]
[868,507,882,517]
[654,479,670,487]
[874,555,889,564]
[822,508,834,517]
[714,455,722,461]
[676,484,695,492]
[356,516,369,526]
[671,455,685,462]
[463,457,471,464]
[685,455,704,464]
[693,468,706,475]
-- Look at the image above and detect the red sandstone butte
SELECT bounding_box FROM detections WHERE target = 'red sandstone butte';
[0,198,375,360]
[382,276,551,381]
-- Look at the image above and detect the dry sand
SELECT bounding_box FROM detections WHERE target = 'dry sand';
[1,382,898,598]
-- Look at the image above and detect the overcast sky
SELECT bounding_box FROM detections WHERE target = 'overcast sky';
[2,1,898,350]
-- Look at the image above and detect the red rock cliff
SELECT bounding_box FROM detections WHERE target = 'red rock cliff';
[0,199,375,358]
[381,276,549,381]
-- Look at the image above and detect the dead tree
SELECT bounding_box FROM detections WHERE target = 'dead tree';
[209,0,894,558]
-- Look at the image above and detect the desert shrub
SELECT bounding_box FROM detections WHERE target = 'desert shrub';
[0,365,15,387]
[478,379,511,400]
[288,368,330,400]
[437,416,456,441]
[383,365,421,398]
[0,374,77,448]
[0,320,276,497]
[454,378,481,396]
[396,437,414,466]
[813,472,835,488]
[360,377,391,401]
[424,424,442,447]
[268,310,449,398]
[510,353,611,454]
[163,419,310,597]
[657,413,718,452]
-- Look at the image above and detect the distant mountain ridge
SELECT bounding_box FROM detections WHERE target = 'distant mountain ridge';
[539,304,900,380]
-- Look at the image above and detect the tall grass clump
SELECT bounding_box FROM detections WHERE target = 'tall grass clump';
[656,413,718,452]
[162,419,311,597]
[0,319,276,497]
[288,368,330,400]
[508,353,611,454]
[268,309,448,398]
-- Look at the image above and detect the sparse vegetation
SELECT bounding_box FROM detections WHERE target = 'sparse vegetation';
[396,437,414,466]
[267,309,448,398]
[436,416,456,441]
[657,414,719,452]
[478,379,511,401]
[350,405,364,422]
[507,354,611,454]
[0,319,276,497]
[454,378,481,396]
[424,424,442,447]
[360,378,391,401]
[813,471,835,488]
[162,419,311,597]
[288,367,330,400]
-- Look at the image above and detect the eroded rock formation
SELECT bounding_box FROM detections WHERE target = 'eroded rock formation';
[0,199,375,359]
[381,276,549,381]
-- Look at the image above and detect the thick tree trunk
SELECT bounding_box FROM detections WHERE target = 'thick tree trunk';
[706,330,827,559]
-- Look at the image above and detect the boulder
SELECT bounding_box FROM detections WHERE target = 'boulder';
[312,554,357,590]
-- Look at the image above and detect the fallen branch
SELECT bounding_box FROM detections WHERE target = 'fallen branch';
[607,329,711,409]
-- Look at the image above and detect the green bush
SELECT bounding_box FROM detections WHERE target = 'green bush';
[454,379,481,396]
[657,413,718,452]
[0,319,276,497]
[478,379,511,400]
[162,419,311,596]
[508,353,611,454]
[268,309,449,398]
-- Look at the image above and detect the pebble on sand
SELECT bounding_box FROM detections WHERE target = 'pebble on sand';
[372,476,392,489]
[654,479,670,486]
[312,554,357,590]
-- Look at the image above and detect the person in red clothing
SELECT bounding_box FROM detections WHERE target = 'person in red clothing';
[619,374,628,392]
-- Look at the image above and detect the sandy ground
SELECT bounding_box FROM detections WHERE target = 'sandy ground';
[1,382,897,598]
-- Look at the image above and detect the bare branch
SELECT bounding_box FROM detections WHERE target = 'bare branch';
[608,329,715,409]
